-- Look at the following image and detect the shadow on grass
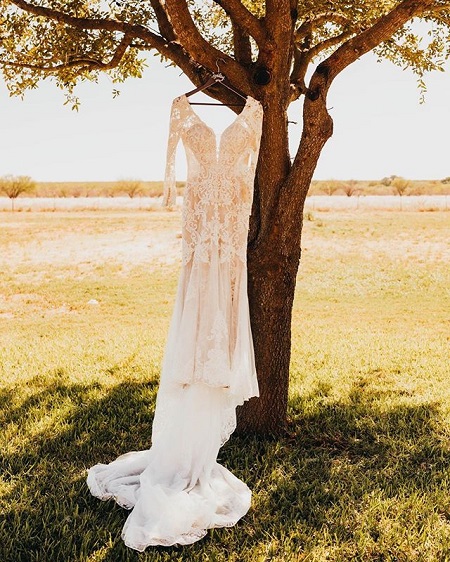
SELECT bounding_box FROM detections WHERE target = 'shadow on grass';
[1,377,450,562]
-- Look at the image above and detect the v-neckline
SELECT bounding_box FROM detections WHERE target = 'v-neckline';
[180,94,252,142]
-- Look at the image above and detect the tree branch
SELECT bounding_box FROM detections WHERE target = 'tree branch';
[287,0,439,199]
[10,0,137,34]
[212,0,267,47]
[427,4,450,14]
[290,45,307,95]
[307,31,355,63]
[295,13,351,41]
[163,0,224,62]
[1,59,97,72]
[0,32,133,73]
[163,0,252,92]
[266,0,292,33]
[5,0,253,106]
[7,0,207,86]
[291,28,354,100]
[149,0,176,42]
[94,32,133,69]
[320,0,439,84]
[232,22,253,65]
[8,0,178,54]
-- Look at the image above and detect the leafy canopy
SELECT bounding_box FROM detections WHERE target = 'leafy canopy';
[0,1,449,108]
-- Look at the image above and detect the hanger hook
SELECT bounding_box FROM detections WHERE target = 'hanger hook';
[215,58,226,74]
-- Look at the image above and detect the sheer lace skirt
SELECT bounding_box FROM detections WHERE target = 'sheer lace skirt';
[160,251,258,404]
[87,251,258,550]
[87,383,252,550]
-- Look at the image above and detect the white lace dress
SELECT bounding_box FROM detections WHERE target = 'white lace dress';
[87,94,264,551]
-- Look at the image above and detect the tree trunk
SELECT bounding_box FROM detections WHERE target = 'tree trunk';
[236,90,333,435]
[237,231,301,434]
[236,96,300,435]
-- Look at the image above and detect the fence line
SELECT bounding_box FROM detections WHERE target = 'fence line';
[305,195,449,211]
[0,195,448,212]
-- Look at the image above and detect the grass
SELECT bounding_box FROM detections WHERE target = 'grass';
[1,210,450,561]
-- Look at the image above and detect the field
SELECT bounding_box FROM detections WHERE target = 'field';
[1,177,450,204]
[1,194,449,213]
[1,209,449,561]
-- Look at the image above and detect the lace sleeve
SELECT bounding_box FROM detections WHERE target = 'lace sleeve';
[250,102,263,160]
[162,98,182,207]
[246,101,264,182]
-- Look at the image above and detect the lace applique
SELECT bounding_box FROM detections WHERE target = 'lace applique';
[194,311,230,386]
[163,95,263,265]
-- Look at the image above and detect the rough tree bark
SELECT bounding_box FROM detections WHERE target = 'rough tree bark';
[1,0,444,435]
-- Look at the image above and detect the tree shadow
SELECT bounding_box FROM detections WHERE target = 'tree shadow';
[0,378,159,562]
[1,377,449,561]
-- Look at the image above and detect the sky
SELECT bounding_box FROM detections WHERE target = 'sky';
[0,51,449,182]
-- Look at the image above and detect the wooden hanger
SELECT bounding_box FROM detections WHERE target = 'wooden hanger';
[184,73,247,106]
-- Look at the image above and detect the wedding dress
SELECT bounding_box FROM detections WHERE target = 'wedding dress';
[87,94,264,551]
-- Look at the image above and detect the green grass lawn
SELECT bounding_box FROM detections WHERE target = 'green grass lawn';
[1,210,449,562]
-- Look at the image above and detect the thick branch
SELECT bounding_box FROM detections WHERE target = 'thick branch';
[232,22,253,65]
[427,4,450,14]
[164,0,252,92]
[149,0,176,42]
[266,0,293,33]
[290,46,307,95]
[288,0,439,202]
[291,30,353,100]
[212,0,267,47]
[5,0,253,106]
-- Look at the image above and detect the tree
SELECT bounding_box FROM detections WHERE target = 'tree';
[392,176,410,196]
[381,175,398,187]
[391,176,410,209]
[341,180,359,197]
[118,178,144,198]
[321,181,341,196]
[1,0,449,434]
[0,174,35,211]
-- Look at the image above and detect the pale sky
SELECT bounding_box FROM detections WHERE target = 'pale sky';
[0,52,449,182]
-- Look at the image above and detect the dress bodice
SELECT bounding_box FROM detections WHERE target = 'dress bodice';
[162,95,263,265]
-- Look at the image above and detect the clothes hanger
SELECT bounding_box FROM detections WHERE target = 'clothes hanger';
[184,73,247,106]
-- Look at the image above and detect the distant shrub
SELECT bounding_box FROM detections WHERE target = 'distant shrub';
[391,177,410,196]
[380,175,398,187]
[0,175,36,211]
[321,181,341,195]
[341,179,359,197]
[117,179,144,198]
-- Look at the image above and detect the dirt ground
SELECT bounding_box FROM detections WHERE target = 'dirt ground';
[0,211,182,273]
[1,209,449,275]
